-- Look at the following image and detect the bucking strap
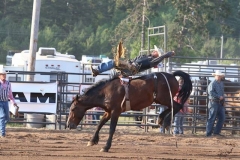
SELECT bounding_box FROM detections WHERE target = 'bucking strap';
[120,79,131,111]
[123,83,129,100]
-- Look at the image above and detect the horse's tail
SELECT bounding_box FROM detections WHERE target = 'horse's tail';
[172,70,192,105]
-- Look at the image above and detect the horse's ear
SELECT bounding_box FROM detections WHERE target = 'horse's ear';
[73,94,79,101]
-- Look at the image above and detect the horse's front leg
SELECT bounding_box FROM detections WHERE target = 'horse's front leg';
[100,110,120,152]
[87,112,111,146]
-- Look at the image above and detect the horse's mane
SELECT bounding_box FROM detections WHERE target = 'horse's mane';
[84,77,118,96]
[131,73,154,80]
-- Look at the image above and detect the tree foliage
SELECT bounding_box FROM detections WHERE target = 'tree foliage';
[0,0,239,64]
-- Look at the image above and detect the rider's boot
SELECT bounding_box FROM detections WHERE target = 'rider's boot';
[90,66,99,77]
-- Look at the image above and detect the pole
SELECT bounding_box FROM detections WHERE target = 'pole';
[27,0,41,81]
[220,35,223,59]
[164,25,168,72]
[140,0,146,54]
[141,0,147,131]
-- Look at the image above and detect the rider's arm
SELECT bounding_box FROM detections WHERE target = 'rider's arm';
[131,54,148,62]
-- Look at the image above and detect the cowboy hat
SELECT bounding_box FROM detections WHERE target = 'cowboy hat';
[0,66,8,75]
[154,45,164,56]
[212,70,225,76]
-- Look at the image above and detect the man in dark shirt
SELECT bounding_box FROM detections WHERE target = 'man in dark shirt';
[206,70,225,137]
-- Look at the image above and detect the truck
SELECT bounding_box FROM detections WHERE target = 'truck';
[6,50,21,66]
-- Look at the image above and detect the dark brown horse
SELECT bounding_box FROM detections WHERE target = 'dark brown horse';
[66,71,192,152]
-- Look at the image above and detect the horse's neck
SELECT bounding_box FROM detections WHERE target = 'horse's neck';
[81,96,104,108]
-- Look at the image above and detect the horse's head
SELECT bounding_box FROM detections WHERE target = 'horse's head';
[67,94,86,129]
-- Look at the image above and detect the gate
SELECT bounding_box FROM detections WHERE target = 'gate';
[168,56,240,134]
[7,57,240,134]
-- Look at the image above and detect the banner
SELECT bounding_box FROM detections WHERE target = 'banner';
[9,82,57,114]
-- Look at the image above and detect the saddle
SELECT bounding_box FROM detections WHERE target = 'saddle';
[115,62,139,77]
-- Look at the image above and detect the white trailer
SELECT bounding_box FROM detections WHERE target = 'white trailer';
[8,47,82,82]
[6,47,111,84]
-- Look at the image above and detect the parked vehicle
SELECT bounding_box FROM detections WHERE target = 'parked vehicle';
[6,50,21,66]
[5,47,111,83]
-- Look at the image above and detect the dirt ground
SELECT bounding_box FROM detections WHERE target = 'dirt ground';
[0,127,240,160]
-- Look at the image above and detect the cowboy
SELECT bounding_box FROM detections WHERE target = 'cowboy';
[91,45,175,77]
[0,67,17,138]
[206,70,226,137]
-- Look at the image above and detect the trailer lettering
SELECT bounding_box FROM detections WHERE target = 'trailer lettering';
[45,66,60,70]
[13,92,56,103]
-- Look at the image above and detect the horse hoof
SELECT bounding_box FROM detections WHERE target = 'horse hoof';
[87,141,94,146]
[100,148,108,152]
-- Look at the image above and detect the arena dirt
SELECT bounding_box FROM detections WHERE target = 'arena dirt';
[0,127,239,160]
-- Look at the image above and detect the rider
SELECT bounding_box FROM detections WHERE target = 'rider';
[91,44,175,77]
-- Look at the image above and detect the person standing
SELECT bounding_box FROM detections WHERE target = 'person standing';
[92,107,102,124]
[0,68,17,137]
[206,70,225,137]
[173,77,189,135]
[134,110,143,129]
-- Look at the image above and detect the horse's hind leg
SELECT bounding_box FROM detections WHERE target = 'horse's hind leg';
[87,112,111,146]
[157,109,171,126]
[162,102,182,129]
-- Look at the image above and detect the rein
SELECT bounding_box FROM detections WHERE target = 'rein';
[159,72,174,134]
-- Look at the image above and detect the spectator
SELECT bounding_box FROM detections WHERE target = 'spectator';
[134,113,143,128]
[92,107,102,124]
[0,68,17,138]
[206,70,225,137]
[173,77,189,135]
[134,110,143,129]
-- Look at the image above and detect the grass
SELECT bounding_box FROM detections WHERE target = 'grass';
[7,123,24,127]
[118,116,135,122]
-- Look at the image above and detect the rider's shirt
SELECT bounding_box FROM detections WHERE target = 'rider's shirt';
[129,54,154,72]
[207,80,224,100]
